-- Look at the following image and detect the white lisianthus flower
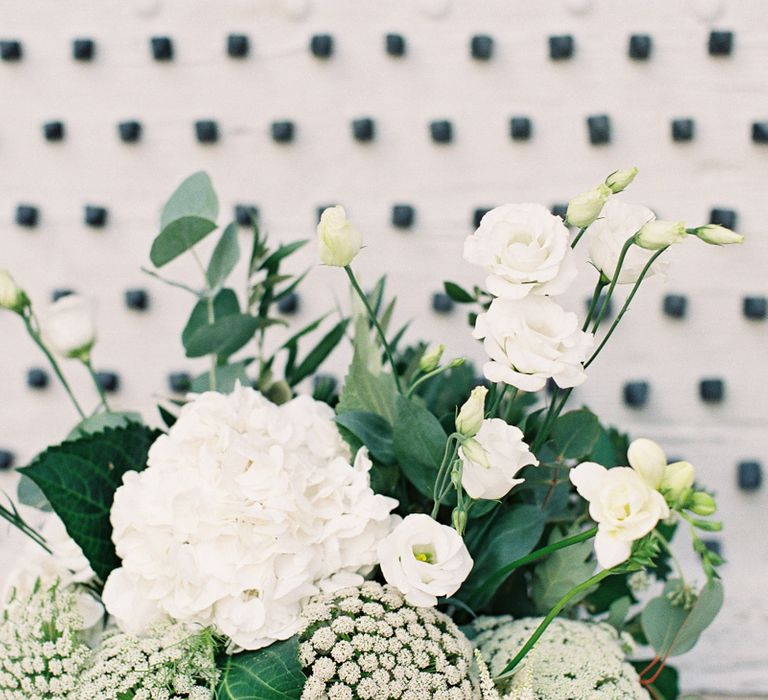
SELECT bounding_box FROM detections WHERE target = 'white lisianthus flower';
[463,203,577,300]
[570,462,670,569]
[634,220,687,250]
[103,385,398,650]
[587,199,667,284]
[605,167,639,194]
[693,224,744,245]
[377,513,473,607]
[455,385,488,437]
[566,183,612,228]
[41,294,96,359]
[628,437,695,502]
[473,297,593,392]
[317,205,362,267]
[458,418,538,500]
[0,269,25,312]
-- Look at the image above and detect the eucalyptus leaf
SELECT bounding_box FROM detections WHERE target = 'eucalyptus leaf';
[16,476,51,512]
[335,411,395,465]
[551,409,601,459]
[182,289,241,350]
[190,358,254,393]
[160,171,218,229]
[150,217,218,268]
[185,314,262,359]
[206,223,240,288]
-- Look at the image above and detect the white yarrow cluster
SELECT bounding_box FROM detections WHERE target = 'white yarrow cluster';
[103,385,398,650]
[472,616,647,700]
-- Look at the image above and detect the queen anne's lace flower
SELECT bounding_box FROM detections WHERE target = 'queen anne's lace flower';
[298,581,497,700]
[103,385,399,650]
[472,616,648,700]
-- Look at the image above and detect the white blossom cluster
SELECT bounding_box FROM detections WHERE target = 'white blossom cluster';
[0,579,91,700]
[297,581,496,700]
[73,622,218,700]
[472,616,648,700]
[103,385,399,650]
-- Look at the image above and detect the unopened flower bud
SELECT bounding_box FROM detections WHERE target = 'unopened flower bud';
[41,295,96,360]
[317,205,362,267]
[459,437,489,470]
[692,224,744,246]
[455,386,488,437]
[452,508,468,534]
[566,183,612,228]
[661,461,695,502]
[419,344,445,373]
[634,220,687,250]
[690,491,717,517]
[0,270,26,313]
[605,167,638,194]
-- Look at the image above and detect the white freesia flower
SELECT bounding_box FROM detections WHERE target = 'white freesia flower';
[377,513,473,607]
[0,269,25,312]
[463,203,577,300]
[473,297,593,392]
[455,385,487,437]
[587,199,667,284]
[570,462,670,569]
[693,224,744,245]
[103,385,398,650]
[458,418,538,500]
[605,167,639,194]
[566,184,612,228]
[317,205,362,267]
[41,294,96,359]
[634,220,687,250]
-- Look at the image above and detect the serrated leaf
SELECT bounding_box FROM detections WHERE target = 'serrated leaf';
[551,409,601,459]
[217,638,304,700]
[443,281,474,303]
[160,171,218,229]
[150,216,218,267]
[287,319,349,386]
[335,411,395,465]
[185,314,261,359]
[17,424,160,581]
[207,223,240,288]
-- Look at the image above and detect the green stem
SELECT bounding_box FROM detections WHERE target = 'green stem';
[583,279,608,332]
[0,504,51,554]
[654,529,687,584]
[432,434,461,517]
[570,226,588,249]
[345,265,403,393]
[83,358,110,411]
[584,247,667,369]
[206,293,217,391]
[407,364,458,398]
[591,236,636,333]
[496,566,615,678]
[487,384,508,417]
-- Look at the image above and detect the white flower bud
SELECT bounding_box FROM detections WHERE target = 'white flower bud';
[693,224,744,246]
[41,294,96,359]
[0,269,26,312]
[317,205,362,267]
[661,461,695,501]
[605,167,638,194]
[566,183,612,228]
[634,220,687,250]
[459,437,490,469]
[627,438,667,489]
[419,344,445,373]
[455,386,487,436]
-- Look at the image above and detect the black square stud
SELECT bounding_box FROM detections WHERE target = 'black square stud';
[392,204,415,229]
[549,34,575,60]
[432,293,454,314]
[168,372,191,393]
[150,36,174,61]
[271,120,295,143]
[277,292,300,315]
[117,120,142,143]
[623,381,649,408]
[43,121,65,142]
[72,38,95,61]
[51,288,74,302]
[709,208,737,229]
[84,205,108,228]
[510,116,532,141]
[470,34,494,60]
[708,30,733,56]
[310,34,333,58]
[751,122,768,144]
[15,204,39,228]
[96,371,120,393]
[628,33,652,60]
[352,117,375,142]
[551,203,568,220]
[227,33,250,58]
[672,118,695,142]
[473,208,492,228]
[430,120,453,144]
[26,368,49,389]
[587,114,611,145]
[125,289,149,311]
[0,40,22,61]
[195,120,219,143]
[663,294,688,318]
[743,296,767,320]
[385,33,406,57]
[235,204,258,226]
[0,450,15,470]
[737,461,763,491]
[699,378,725,403]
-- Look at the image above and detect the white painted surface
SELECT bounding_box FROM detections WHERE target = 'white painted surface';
[0,0,767,693]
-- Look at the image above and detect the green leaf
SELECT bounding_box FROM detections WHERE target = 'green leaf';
[160,171,218,229]
[17,424,160,581]
[191,359,254,393]
[259,240,308,274]
[606,595,632,630]
[392,395,447,498]
[443,281,474,303]
[67,411,145,440]
[287,319,349,386]
[157,404,178,429]
[631,662,679,700]
[185,314,262,359]
[217,638,305,700]
[551,409,601,459]
[335,411,395,465]
[182,289,240,349]
[150,217,218,268]
[16,476,51,512]
[460,505,547,608]
[206,223,240,288]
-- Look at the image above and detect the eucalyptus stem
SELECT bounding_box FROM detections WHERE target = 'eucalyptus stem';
[345,265,403,393]
[496,566,615,678]
[591,236,636,333]
[83,358,110,412]
[570,226,588,249]
[206,293,217,391]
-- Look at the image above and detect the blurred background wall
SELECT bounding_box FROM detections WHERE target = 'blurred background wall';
[0,0,766,693]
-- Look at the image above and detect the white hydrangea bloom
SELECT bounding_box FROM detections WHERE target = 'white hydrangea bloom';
[103,385,399,650]
[472,616,648,699]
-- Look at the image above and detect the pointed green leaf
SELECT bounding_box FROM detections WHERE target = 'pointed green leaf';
[207,223,240,288]
[150,216,218,267]
[443,281,475,303]
[217,638,304,700]
[161,171,218,229]
[286,319,349,386]
[259,240,308,274]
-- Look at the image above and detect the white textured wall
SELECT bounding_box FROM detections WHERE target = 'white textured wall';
[1,0,767,693]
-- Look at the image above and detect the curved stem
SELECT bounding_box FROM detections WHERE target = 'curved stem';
[345,265,403,393]
[407,363,457,398]
[570,226,588,249]
[583,279,608,331]
[591,237,636,333]
[432,434,461,517]
[83,358,110,412]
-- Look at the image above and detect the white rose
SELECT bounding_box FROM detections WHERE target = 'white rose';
[458,418,538,500]
[377,513,473,607]
[41,294,96,359]
[570,462,670,569]
[473,296,593,392]
[566,184,612,228]
[455,386,487,437]
[0,269,25,312]
[693,224,744,246]
[634,220,687,251]
[317,205,362,267]
[587,199,667,284]
[463,203,577,300]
